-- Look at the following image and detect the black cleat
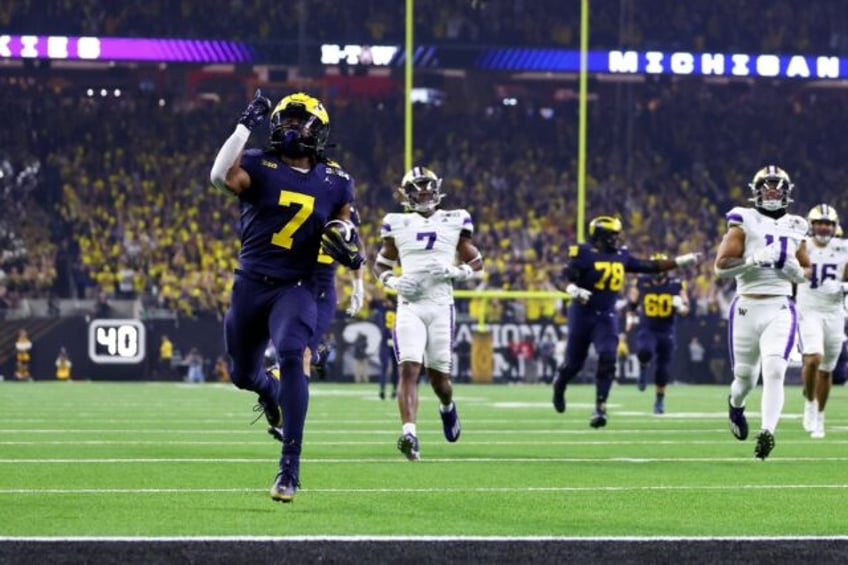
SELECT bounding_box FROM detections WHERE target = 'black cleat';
[440,403,461,442]
[253,397,282,428]
[270,456,300,503]
[589,408,607,428]
[552,377,566,413]
[728,396,748,441]
[397,433,420,461]
[754,429,775,460]
[267,426,284,443]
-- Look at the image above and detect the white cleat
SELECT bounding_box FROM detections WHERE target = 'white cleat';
[803,400,817,432]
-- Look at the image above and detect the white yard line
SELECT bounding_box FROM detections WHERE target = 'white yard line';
[0,484,847,495]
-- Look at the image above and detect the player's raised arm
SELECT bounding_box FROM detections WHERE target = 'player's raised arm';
[210,90,271,195]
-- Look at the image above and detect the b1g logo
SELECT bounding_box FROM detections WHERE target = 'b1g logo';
[88,319,146,364]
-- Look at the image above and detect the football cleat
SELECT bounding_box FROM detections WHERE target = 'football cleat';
[267,426,284,443]
[589,408,607,428]
[440,403,461,442]
[397,433,420,461]
[270,455,301,503]
[252,369,282,427]
[653,400,665,415]
[552,376,567,413]
[754,429,775,460]
[728,396,748,441]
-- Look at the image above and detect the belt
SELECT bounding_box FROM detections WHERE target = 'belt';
[235,269,303,288]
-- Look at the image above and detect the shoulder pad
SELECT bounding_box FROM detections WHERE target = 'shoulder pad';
[725,206,748,226]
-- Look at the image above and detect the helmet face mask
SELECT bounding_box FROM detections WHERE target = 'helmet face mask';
[749,165,793,212]
[807,203,840,245]
[269,93,330,159]
[399,167,443,213]
[588,216,623,253]
[650,252,669,280]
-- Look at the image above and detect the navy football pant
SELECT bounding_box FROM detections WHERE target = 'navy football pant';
[225,273,316,453]
[636,329,675,387]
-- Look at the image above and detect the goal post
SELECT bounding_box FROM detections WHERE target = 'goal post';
[452,289,573,383]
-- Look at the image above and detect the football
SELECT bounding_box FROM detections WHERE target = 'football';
[321,219,363,268]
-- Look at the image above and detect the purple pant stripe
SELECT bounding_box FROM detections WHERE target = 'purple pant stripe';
[727,295,739,369]
[784,298,798,360]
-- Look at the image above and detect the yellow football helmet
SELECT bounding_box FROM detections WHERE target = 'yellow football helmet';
[748,165,794,212]
[807,203,840,245]
[588,216,623,252]
[270,92,330,158]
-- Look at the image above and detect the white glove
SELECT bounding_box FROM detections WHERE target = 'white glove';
[674,252,701,268]
[672,295,684,311]
[779,257,807,284]
[566,283,592,304]
[747,242,782,267]
[382,273,421,299]
[346,278,364,316]
[428,259,473,282]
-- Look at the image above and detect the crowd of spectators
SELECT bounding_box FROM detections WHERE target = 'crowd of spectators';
[3,69,848,327]
[3,0,848,53]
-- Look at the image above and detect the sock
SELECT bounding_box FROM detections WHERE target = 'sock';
[402,422,417,437]
[278,352,309,455]
[760,356,787,433]
[440,401,454,413]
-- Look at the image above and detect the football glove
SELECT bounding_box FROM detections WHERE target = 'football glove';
[382,274,421,300]
[747,242,782,267]
[672,295,684,311]
[321,219,364,269]
[566,283,592,304]
[674,252,701,268]
[238,89,272,131]
[779,257,807,284]
[346,278,364,316]
[427,259,473,282]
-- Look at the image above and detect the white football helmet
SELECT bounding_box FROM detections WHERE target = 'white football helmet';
[807,203,840,245]
[748,165,794,212]
[398,166,443,213]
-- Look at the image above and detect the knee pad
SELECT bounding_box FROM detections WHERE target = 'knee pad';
[278,349,305,379]
[637,350,653,365]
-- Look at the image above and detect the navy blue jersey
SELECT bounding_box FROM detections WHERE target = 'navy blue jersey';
[565,243,643,311]
[237,150,354,280]
[635,275,684,333]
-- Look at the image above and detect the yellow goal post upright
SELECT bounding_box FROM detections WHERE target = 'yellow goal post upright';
[453,289,574,383]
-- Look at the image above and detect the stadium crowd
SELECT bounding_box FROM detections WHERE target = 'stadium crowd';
[3,0,847,52]
[2,73,848,328]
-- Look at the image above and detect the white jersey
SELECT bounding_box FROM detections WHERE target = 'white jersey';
[725,206,808,295]
[380,208,473,305]
[795,237,848,312]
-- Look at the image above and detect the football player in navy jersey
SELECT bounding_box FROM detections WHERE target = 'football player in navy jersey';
[552,216,700,427]
[625,253,690,415]
[210,91,362,502]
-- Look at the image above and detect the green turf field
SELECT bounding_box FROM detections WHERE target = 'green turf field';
[1,380,846,537]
